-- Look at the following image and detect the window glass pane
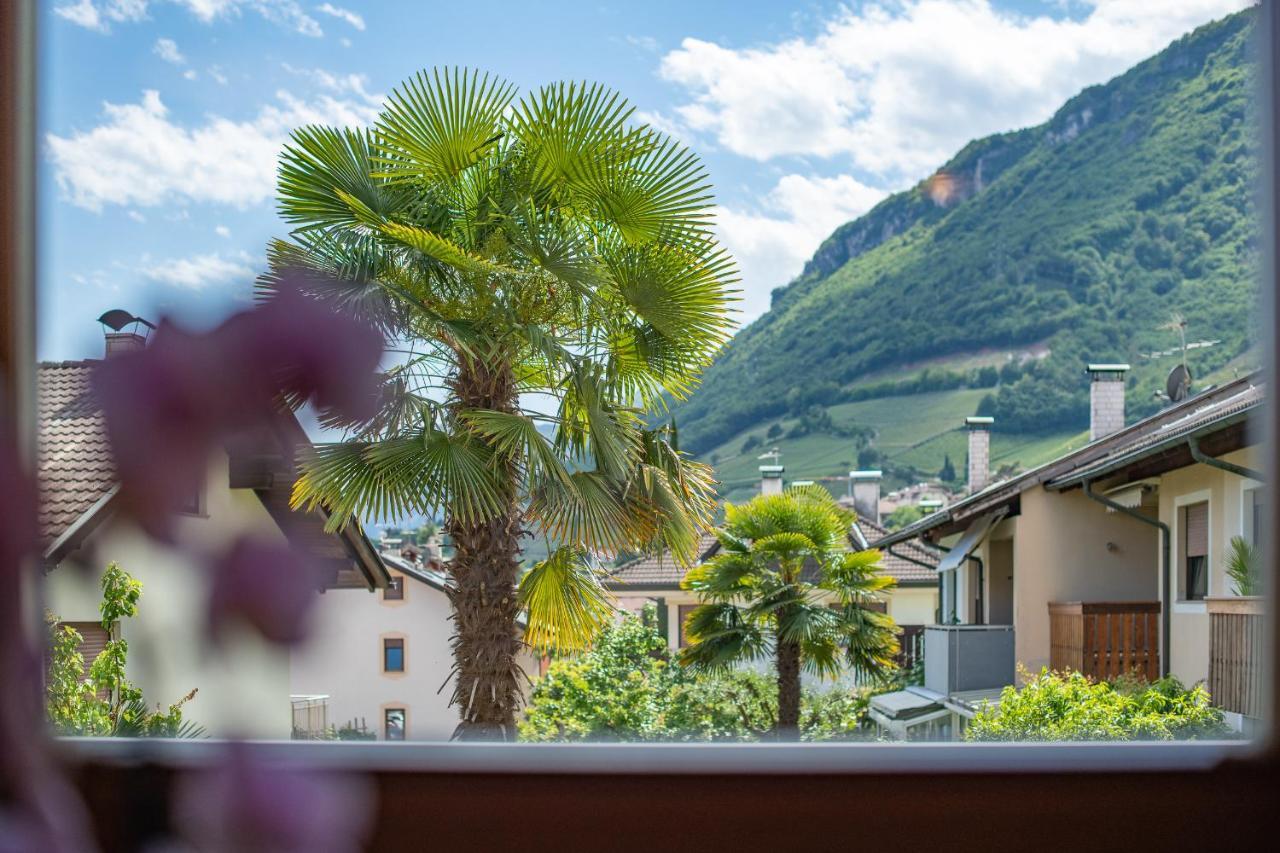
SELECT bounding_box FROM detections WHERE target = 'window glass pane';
[383,639,404,673]
[29,0,1269,755]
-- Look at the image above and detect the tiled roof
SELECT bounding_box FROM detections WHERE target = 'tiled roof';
[37,360,113,547]
[853,518,940,585]
[605,531,719,588]
[605,517,940,590]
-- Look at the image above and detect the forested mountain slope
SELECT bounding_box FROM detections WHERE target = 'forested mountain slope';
[675,10,1258,458]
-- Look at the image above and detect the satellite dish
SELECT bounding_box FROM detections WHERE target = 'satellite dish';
[1166,364,1192,402]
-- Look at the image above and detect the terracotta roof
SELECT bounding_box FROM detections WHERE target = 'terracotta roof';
[37,361,113,548]
[605,531,720,588]
[852,518,940,585]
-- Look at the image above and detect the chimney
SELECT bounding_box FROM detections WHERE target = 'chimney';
[849,470,882,524]
[759,464,785,496]
[965,416,993,494]
[98,309,155,358]
[1088,364,1129,441]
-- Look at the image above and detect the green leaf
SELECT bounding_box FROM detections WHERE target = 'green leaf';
[519,548,617,655]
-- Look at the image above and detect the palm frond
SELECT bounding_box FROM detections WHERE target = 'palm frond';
[518,548,616,655]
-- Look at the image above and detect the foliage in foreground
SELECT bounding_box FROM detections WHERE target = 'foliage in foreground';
[46,562,203,738]
[964,668,1229,742]
[518,610,874,742]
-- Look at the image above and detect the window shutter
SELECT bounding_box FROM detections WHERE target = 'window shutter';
[66,621,110,670]
[1184,503,1208,557]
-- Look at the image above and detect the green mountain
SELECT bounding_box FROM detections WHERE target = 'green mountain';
[676,9,1259,470]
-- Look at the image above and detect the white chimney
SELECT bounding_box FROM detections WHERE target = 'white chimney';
[1088,364,1129,441]
[965,416,993,494]
[759,464,785,496]
[849,470,882,524]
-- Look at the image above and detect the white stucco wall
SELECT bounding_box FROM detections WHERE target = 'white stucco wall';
[44,450,294,738]
[290,567,539,740]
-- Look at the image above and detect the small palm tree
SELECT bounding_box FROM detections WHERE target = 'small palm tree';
[1226,535,1262,596]
[270,69,736,738]
[679,486,900,739]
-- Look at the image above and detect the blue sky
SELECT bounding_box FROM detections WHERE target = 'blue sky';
[40,0,1249,362]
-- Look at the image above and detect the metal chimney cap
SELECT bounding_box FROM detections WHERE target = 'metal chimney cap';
[849,470,883,480]
[965,416,994,428]
[97,309,156,332]
[758,465,785,475]
[1087,363,1130,373]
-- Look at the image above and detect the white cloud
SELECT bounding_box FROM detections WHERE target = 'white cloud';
[316,3,364,31]
[716,174,887,321]
[54,1,105,30]
[46,86,381,211]
[140,250,256,290]
[215,225,231,237]
[55,1,323,37]
[153,37,185,64]
[183,69,199,80]
[658,0,1251,181]
[127,210,146,222]
[207,65,229,85]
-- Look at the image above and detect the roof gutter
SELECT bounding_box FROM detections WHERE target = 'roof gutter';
[1187,435,1264,482]
[1048,409,1255,491]
[1082,479,1169,678]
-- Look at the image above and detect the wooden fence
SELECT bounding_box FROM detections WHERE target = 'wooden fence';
[1207,597,1265,718]
[1048,601,1161,682]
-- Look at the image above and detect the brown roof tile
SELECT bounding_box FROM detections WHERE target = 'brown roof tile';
[37,360,113,547]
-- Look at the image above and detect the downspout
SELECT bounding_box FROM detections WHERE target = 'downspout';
[1083,479,1170,677]
[1188,435,1265,482]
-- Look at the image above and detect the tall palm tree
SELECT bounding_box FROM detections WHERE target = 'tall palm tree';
[679,486,899,739]
[268,69,736,739]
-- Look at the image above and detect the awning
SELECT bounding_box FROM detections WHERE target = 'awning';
[936,510,1006,573]
[1103,479,1159,511]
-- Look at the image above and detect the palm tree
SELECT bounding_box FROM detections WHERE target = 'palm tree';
[269,69,736,739]
[679,486,899,739]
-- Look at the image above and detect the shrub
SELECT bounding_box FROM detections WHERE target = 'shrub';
[1225,535,1263,595]
[964,667,1229,742]
[519,610,874,741]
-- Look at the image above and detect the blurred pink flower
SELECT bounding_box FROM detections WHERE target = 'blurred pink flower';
[92,272,383,539]
[206,538,326,647]
[172,742,373,853]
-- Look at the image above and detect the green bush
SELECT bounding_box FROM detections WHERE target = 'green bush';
[964,667,1230,742]
[518,610,874,742]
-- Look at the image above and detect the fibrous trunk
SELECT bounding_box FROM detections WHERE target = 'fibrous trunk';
[447,357,524,741]
[776,638,802,740]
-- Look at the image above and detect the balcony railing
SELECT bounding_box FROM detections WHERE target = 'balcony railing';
[923,624,1015,696]
[1207,597,1265,719]
[1048,601,1160,682]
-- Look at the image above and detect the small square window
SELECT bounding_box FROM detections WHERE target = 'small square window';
[384,576,404,601]
[383,638,405,672]
[384,708,406,741]
[178,478,203,515]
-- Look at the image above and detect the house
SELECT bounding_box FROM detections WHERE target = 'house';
[605,467,940,671]
[37,324,388,739]
[289,547,540,741]
[869,365,1264,734]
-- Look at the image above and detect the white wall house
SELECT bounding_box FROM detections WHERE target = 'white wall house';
[37,350,387,740]
[290,551,539,741]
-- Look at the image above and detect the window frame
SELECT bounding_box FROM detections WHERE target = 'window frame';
[382,636,406,674]
[383,574,406,603]
[1173,491,1212,610]
[5,0,1280,844]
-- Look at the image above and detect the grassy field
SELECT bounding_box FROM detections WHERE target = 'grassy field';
[702,387,1086,504]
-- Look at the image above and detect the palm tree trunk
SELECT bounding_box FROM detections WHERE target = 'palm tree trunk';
[447,357,524,741]
[776,638,802,740]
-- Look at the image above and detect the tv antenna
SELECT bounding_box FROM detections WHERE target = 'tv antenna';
[757,447,782,465]
[1153,313,1192,404]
